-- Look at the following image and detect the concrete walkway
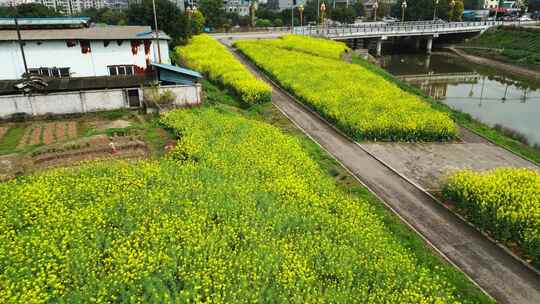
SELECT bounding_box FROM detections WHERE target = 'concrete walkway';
[225,44,540,303]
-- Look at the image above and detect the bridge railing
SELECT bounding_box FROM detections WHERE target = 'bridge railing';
[294,20,535,37]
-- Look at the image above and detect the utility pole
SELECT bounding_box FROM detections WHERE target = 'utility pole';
[152,0,162,63]
[14,15,29,77]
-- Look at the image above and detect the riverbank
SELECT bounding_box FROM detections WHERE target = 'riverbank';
[355,54,540,164]
[462,26,540,66]
[449,47,540,80]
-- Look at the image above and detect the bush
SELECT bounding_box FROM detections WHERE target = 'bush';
[143,85,176,106]
[273,18,283,27]
[175,34,271,106]
[443,168,540,268]
[235,37,457,142]
[255,18,272,27]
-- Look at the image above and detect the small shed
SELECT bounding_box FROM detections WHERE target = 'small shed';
[151,63,202,85]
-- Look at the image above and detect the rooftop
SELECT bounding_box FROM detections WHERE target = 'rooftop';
[0,25,171,41]
[0,17,91,29]
[152,63,203,79]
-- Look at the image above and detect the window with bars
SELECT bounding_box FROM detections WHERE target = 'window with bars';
[108,65,135,76]
[29,67,70,78]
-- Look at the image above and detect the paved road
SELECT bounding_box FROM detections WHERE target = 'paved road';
[225,44,540,303]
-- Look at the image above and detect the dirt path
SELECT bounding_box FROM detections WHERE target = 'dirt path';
[226,43,540,303]
[449,47,540,80]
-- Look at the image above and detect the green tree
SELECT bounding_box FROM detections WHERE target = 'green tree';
[199,0,226,29]
[463,0,483,9]
[126,0,189,46]
[0,3,62,17]
[331,6,356,24]
[448,0,464,21]
[190,10,205,34]
[391,0,455,21]
[81,8,127,25]
[353,1,365,17]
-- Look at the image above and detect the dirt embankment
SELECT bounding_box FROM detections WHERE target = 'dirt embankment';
[449,47,540,80]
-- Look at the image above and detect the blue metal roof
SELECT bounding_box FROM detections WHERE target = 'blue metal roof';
[151,63,203,79]
[0,17,90,26]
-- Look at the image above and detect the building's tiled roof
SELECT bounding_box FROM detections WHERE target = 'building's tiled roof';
[0,26,171,41]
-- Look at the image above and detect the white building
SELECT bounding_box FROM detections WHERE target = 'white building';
[484,0,499,9]
[0,20,170,80]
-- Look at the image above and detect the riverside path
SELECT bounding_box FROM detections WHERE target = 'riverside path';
[222,42,540,304]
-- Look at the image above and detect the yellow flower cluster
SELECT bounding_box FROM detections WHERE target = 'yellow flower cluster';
[175,34,271,105]
[235,38,457,142]
[443,168,540,267]
[264,34,350,60]
[0,107,467,303]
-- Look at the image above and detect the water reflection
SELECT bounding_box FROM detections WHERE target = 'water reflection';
[380,53,540,146]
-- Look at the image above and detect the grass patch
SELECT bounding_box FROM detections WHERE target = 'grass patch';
[463,26,540,68]
[352,55,540,164]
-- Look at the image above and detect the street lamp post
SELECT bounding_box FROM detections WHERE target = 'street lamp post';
[433,0,439,21]
[401,0,407,22]
[449,0,455,22]
[373,1,379,22]
[320,3,326,27]
[299,4,304,27]
[151,0,161,63]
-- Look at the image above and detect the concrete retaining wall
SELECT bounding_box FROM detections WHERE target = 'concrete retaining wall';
[0,84,202,119]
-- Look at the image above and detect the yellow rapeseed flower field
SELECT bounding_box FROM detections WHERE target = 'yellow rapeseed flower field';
[0,107,471,303]
[175,34,271,105]
[235,37,457,142]
[443,168,540,268]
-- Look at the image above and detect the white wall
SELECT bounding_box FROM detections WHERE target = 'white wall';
[1,38,170,80]
[0,84,200,118]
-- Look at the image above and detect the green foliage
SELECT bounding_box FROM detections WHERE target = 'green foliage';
[0,3,61,17]
[235,36,457,142]
[443,168,540,268]
[255,18,272,27]
[331,6,357,24]
[273,18,284,27]
[391,0,455,21]
[190,10,206,35]
[126,0,189,46]
[175,35,271,106]
[466,26,540,67]
[199,0,226,29]
[352,1,365,17]
[79,8,127,25]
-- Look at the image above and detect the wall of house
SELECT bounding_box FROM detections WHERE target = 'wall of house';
[1,39,170,80]
[0,84,201,119]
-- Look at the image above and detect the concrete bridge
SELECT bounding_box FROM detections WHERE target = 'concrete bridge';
[293,20,536,56]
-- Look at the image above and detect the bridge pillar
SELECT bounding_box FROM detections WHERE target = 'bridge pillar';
[376,39,382,57]
[426,36,433,54]
[415,38,421,50]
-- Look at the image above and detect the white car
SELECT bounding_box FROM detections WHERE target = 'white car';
[518,15,532,21]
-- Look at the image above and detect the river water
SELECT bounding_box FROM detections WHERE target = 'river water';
[379,53,540,146]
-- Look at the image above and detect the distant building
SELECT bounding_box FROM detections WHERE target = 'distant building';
[0,17,170,80]
[224,0,251,16]
[266,0,304,11]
